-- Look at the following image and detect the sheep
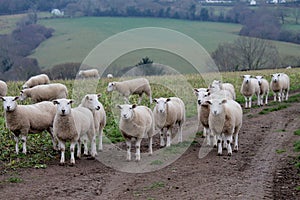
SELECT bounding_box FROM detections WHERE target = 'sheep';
[255,76,270,105]
[107,74,113,78]
[270,73,290,102]
[208,80,236,100]
[22,74,50,89]
[117,104,155,161]
[153,97,185,147]
[78,69,99,79]
[79,94,106,151]
[107,78,152,104]
[206,99,243,156]
[240,75,260,108]
[0,80,7,96]
[0,96,57,154]
[20,83,68,103]
[52,98,96,165]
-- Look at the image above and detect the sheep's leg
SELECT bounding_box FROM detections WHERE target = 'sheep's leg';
[211,130,217,147]
[14,135,19,154]
[83,138,88,156]
[126,139,131,161]
[60,142,65,164]
[206,129,211,146]
[273,93,277,102]
[160,129,165,147]
[249,96,252,108]
[257,94,261,106]
[217,134,222,156]
[260,95,264,105]
[222,134,227,150]
[76,141,81,158]
[70,142,76,165]
[177,124,183,143]
[149,137,153,155]
[265,93,268,105]
[138,94,143,104]
[90,135,97,158]
[233,133,239,152]
[21,135,27,154]
[149,95,153,104]
[278,91,282,102]
[135,138,142,161]
[244,97,248,108]
[226,136,232,156]
[286,90,289,101]
[98,128,103,151]
[166,129,172,147]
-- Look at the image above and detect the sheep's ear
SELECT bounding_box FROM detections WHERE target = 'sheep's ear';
[20,90,24,94]
[97,93,102,98]
[166,98,171,102]
[277,74,280,77]
[205,100,212,105]
[132,104,137,109]
[153,98,158,103]
[13,96,19,101]
[69,100,74,104]
[117,105,122,109]
[221,99,227,104]
[193,88,199,96]
[206,88,209,92]
[53,100,59,105]
[0,96,4,101]
[207,92,211,96]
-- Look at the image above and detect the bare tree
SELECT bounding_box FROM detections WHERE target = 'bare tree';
[212,37,281,71]
[291,7,300,25]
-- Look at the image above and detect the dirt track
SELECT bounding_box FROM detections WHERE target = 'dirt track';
[0,100,299,200]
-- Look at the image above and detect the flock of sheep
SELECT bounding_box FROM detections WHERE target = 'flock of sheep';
[0,70,291,165]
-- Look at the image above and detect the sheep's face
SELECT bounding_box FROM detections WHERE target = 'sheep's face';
[154,98,170,113]
[242,75,251,84]
[1,96,18,112]
[107,82,116,92]
[271,73,280,83]
[82,94,101,111]
[207,99,227,116]
[19,90,28,101]
[117,104,136,120]
[255,76,263,86]
[208,82,221,93]
[53,99,73,116]
[194,88,209,105]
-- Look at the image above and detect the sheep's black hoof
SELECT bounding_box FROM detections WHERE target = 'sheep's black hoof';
[69,163,75,167]
[233,149,238,152]
[217,153,222,156]
[59,162,65,166]
[213,145,217,148]
[228,153,232,156]
[87,156,95,160]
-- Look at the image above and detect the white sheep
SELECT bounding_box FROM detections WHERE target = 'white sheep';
[270,73,290,102]
[117,104,155,161]
[22,74,50,89]
[255,76,270,105]
[0,80,7,96]
[0,96,57,154]
[240,75,260,108]
[52,98,96,165]
[208,80,236,100]
[153,97,186,147]
[20,83,68,103]
[78,69,99,79]
[107,74,113,78]
[107,78,152,104]
[206,99,243,156]
[80,94,106,151]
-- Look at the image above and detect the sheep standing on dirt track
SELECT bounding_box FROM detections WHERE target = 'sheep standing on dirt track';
[270,73,290,102]
[153,97,186,147]
[206,99,243,156]
[20,83,68,103]
[52,98,96,165]
[255,76,270,105]
[0,96,57,154]
[107,78,152,104]
[117,104,155,161]
[0,80,7,96]
[78,69,99,79]
[208,80,236,100]
[22,74,50,89]
[240,75,260,108]
[80,94,106,151]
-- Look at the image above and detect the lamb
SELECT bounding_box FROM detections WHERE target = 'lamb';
[52,98,96,165]
[22,74,50,89]
[107,78,152,104]
[206,99,243,156]
[208,80,236,100]
[0,80,7,96]
[20,83,68,103]
[255,76,270,105]
[153,97,186,147]
[0,96,57,154]
[78,69,99,79]
[117,104,155,161]
[240,75,260,108]
[79,94,106,151]
[270,73,290,102]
